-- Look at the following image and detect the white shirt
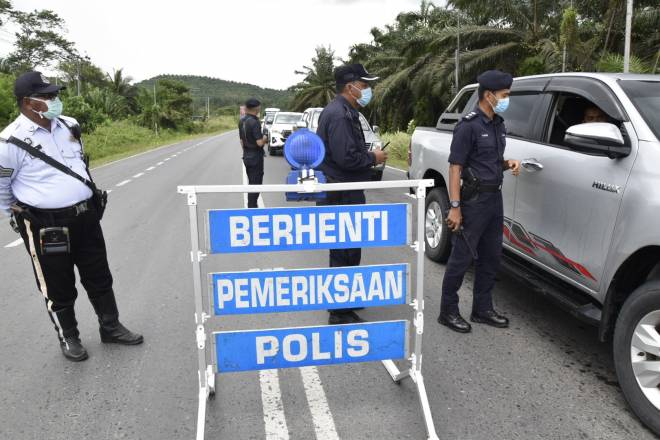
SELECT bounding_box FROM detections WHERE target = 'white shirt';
[0,114,93,217]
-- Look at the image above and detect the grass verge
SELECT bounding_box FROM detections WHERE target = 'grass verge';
[86,116,237,167]
[380,131,410,171]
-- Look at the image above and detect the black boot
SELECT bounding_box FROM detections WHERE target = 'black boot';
[438,312,472,333]
[50,307,88,361]
[90,292,144,345]
[60,337,89,361]
[470,309,510,328]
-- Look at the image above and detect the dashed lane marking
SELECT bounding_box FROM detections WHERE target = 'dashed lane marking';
[4,238,23,248]
[116,180,131,187]
[259,369,290,440]
[146,166,155,171]
[133,172,145,179]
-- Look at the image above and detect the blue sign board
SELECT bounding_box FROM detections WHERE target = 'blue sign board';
[207,204,409,254]
[215,320,408,373]
[211,264,409,315]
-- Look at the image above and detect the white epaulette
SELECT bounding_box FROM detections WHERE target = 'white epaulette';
[462,111,478,121]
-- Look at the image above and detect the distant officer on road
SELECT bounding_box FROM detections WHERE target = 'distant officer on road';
[317,63,388,324]
[438,70,520,333]
[239,98,268,208]
[0,71,143,362]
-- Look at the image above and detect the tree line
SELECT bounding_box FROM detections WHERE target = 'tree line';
[0,1,199,133]
[291,0,659,131]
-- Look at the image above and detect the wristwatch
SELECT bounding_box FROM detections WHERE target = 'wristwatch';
[450,200,461,209]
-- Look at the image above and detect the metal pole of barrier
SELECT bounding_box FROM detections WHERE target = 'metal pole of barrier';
[413,184,440,440]
[187,191,211,440]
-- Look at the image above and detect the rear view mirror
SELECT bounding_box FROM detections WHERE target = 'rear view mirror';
[564,122,630,159]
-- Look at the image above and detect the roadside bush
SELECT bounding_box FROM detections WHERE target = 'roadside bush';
[380,131,410,170]
[0,73,18,128]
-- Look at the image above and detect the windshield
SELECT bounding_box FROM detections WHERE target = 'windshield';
[274,114,302,124]
[265,115,274,124]
[619,80,660,140]
[311,112,321,129]
[359,114,371,132]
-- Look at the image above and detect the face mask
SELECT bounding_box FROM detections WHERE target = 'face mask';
[30,96,63,120]
[489,94,509,114]
[350,84,373,107]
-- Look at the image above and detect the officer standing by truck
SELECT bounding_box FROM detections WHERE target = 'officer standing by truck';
[0,71,143,362]
[438,70,521,333]
[317,63,388,324]
[239,98,268,208]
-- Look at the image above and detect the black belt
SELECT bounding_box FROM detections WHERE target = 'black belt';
[19,198,92,219]
[478,183,502,192]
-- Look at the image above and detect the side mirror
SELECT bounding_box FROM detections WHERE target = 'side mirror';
[372,125,380,135]
[564,122,630,159]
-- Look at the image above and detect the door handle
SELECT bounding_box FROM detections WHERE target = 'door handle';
[521,158,544,171]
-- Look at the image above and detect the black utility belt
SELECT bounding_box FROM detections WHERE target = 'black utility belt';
[20,198,93,219]
[478,183,502,193]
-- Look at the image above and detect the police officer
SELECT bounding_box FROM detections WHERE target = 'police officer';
[317,63,388,324]
[0,71,143,362]
[438,70,521,333]
[239,98,268,208]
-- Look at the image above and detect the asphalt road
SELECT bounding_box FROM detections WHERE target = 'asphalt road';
[0,131,656,440]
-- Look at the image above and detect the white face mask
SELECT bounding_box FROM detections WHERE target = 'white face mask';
[29,96,63,120]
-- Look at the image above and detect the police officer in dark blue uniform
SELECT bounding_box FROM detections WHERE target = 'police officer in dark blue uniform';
[239,98,268,208]
[317,63,388,324]
[438,70,521,333]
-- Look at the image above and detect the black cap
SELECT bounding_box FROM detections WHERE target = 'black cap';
[245,98,261,109]
[334,64,379,85]
[477,70,513,91]
[14,71,65,100]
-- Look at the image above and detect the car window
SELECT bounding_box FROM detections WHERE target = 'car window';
[274,114,302,124]
[505,93,540,139]
[312,112,321,129]
[448,89,474,114]
[619,80,660,140]
[359,114,371,132]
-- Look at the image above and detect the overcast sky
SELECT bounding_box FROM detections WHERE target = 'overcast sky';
[5,0,426,90]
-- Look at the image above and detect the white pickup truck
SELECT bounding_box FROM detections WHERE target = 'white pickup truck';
[408,72,660,435]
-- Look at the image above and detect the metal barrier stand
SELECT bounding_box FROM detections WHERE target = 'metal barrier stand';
[179,179,438,440]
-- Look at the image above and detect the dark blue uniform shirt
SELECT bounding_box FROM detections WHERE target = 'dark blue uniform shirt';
[448,106,506,184]
[239,114,263,149]
[317,95,375,182]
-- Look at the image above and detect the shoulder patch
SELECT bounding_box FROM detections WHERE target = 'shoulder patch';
[462,111,478,121]
[0,165,13,178]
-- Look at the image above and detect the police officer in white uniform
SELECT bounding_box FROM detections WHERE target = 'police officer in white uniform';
[0,71,143,362]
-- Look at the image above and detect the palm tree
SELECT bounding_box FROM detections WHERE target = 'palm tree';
[290,46,336,111]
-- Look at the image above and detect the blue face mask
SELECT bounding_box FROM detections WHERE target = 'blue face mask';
[351,85,373,107]
[30,96,63,120]
[492,96,509,114]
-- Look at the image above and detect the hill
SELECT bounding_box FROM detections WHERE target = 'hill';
[137,75,293,113]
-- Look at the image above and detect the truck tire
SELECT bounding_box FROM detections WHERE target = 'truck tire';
[613,281,660,436]
[424,187,452,263]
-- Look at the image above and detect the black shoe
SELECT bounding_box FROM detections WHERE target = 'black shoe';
[438,312,472,333]
[60,337,89,362]
[470,310,509,328]
[328,311,365,325]
[100,322,144,345]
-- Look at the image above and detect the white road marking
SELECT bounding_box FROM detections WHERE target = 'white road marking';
[146,166,156,171]
[385,165,407,173]
[132,172,145,178]
[116,179,131,187]
[164,158,171,162]
[259,370,290,440]
[106,189,113,194]
[156,162,164,166]
[300,367,339,440]
[4,238,23,248]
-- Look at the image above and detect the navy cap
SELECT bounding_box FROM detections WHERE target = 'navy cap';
[477,70,513,91]
[245,98,261,109]
[334,64,379,85]
[14,71,65,100]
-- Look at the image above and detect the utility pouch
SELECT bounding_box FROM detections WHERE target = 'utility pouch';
[39,227,70,255]
[460,167,480,202]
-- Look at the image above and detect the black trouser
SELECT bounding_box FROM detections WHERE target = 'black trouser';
[317,189,366,313]
[16,203,116,341]
[441,191,504,315]
[243,149,264,208]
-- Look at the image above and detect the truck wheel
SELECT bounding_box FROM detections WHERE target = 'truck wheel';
[613,281,660,436]
[424,187,451,263]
